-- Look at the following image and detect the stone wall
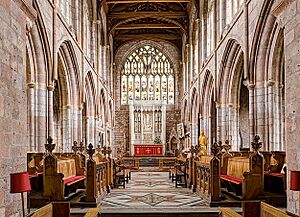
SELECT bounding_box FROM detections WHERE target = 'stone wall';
[113,40,183,153]
[166,109,181,145]
[114,109,130,153]
[274,0,300,215]
[0,0,35,215]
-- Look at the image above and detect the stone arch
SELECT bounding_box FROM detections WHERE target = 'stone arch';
[264,25,285,151]
[57,40,81,106]
[249,0,278,147]
[249,0,275,83]
[26,4,53,151]
[108,100,113,128]
[218,39,248,150]
[200,70,216,151]
[190,88,199,145]
[83,72,97,145]
[217,39,242,104]
[85,72,96,117]
[182,99,188,123]
[115,40,179,74]
[99,88,106,127]
[51,40,81,151]
[114,40,180,109]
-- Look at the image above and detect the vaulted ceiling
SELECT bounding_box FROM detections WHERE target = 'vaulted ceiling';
[101,0,193,51]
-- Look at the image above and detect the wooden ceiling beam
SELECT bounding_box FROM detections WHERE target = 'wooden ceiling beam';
[115,23,180,29]
[106,0,191,3]
[108,11,187,18]
[114,33,180,40]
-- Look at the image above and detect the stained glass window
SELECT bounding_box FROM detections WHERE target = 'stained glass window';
[121,45,175,104]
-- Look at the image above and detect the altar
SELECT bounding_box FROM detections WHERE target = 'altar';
[134,144,163,156]
[129,102,166,156]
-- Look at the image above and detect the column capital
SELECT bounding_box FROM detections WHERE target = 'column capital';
[27,82,35,88]
[247,83,255,89]
[215,103,221,108]
[47,85,54,91]
[267,79,275,87]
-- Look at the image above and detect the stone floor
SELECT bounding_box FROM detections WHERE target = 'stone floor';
[71,170,224,216]
[100,171,209,209]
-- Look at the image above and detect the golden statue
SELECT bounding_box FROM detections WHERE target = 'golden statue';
[198,131,207,156]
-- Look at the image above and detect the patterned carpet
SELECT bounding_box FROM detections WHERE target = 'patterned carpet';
[100,171,209,209]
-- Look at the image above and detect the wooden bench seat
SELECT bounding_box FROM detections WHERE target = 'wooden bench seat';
[262,151,286,194]
[169,158,187,188]
[29,202,100,217]
[220,138,264,199]
[220,157,251,196]
[219,201,291,217]
[113,159,126,188]
[221,157,250,183]
[43,138,86,201]
[27,153,44,192]
[220,175,243,185]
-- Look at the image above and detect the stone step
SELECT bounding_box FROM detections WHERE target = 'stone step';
[71,208,220,217]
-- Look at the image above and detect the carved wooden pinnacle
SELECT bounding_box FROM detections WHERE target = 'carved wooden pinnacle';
[251,135,262,152]
[87,143,95,159]
[79,141,84,153]
[72,141,79,154]
[45,136,55,153]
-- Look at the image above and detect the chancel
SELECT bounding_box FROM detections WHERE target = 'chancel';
[1,0,300,217]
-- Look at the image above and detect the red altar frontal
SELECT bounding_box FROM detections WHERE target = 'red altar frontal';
[134,144,163,156]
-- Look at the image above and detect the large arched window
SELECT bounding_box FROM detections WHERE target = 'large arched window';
[121,45,175,105]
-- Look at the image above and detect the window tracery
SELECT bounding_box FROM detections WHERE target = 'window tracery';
[121,45,175,105]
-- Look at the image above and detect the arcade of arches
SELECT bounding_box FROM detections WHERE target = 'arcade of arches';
[0,0,300,216]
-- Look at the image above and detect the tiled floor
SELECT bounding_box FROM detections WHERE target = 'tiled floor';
[100,171,209,209]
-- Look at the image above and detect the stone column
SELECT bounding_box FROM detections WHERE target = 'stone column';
[201,13,207,62]
[248,84,255,148]
[28,82,35,151]
[267,80,275,151]
[47,84,54,140]
[185,44,190,89]
[220,0,226,32]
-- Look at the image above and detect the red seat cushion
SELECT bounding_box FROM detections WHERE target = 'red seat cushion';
[64,175,85,185]
[220,175,243,184]
[270,173,284,177]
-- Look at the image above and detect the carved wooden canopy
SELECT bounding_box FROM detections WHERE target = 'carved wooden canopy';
[100,0,192,50]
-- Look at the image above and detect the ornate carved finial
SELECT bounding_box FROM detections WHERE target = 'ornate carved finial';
[102,146,107,155]
[45,136,55,153]
[190,145,196,155]
[79,141,84,153]
[86,143,95,160]
[96,145,101,154]
[251,135,262,152]
[72,141,79,154]
[223,140,231,153]
[107,146,112,156]
[211,142,220,157]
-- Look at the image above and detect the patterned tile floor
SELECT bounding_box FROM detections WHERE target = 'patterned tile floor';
[100,171,209,209]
